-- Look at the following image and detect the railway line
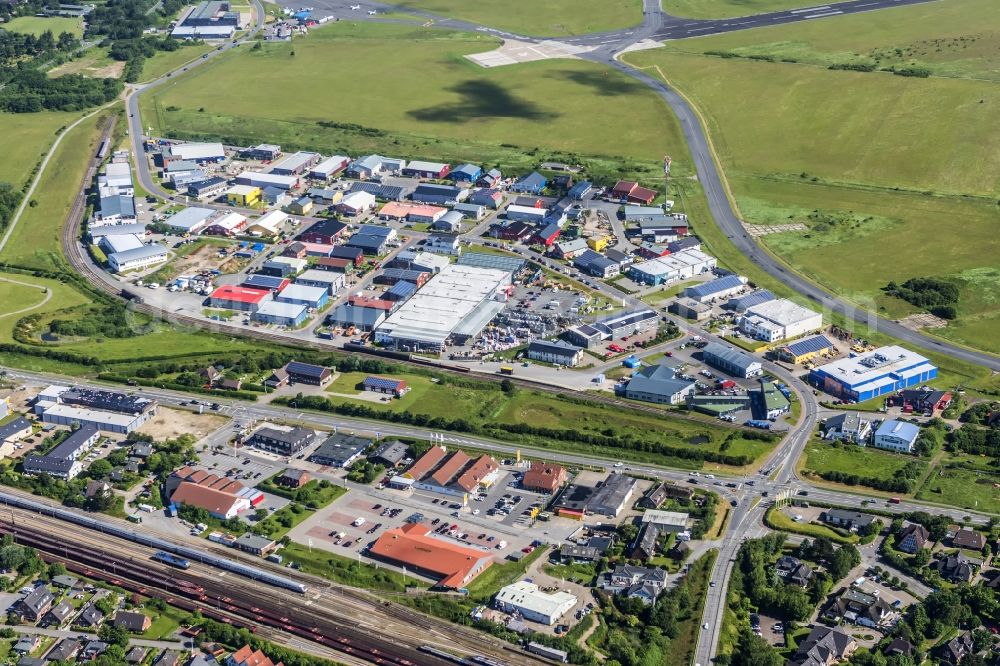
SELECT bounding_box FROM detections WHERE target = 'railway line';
[0,517,453,666]
[0,504,546,666]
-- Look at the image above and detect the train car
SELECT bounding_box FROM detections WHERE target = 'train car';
[152,551,191,569]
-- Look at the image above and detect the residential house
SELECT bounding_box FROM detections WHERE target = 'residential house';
[76,602,105,628]
[114,610,152,633]
[605,565,667,603]
[953,528,985,551]
[82,641,109,660]
[511,171,547,194]
[937,552,979,583]
[126,646,149,663]
[522,462,567,494]
[17,585,54,622]
[823,413,873,444]
[791,626,857,666]
[824,588,894,628]
[45,638,81,662]
[885,639,915,658]
[775,555,813,587]
[630,523,661,561]
[897,523,930,554]
[936,631,974,666]
[44,600,75,627]
[639,482,693,508]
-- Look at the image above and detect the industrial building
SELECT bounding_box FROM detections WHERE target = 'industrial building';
[163,142,225,163]
[702,341,763,378]
[245,210,288,238]
[225,185,260,208]
[378,202,446,223]
[374,264,511,353]
[274,283,329,309]
[411,184,467,206]
[325,304,386,332]
[683,274,748,303]
[724,289,774,313]
[187,177,228,199]
[107,244,168,273]
[34,386,156,434]
[170,1,239,38]
[623,362,696,405]
[294,269,345,295]
[270,151,319,176]
[235,171,298,191]
[505,205,547,224]
[526,339,584,367]
[669,297,711,322]
[309,433,371,468]
[22,425,100,480]
[573,250,619,278]
[209,285,271,313]
[164,207,214,234]
[494,582,577,626]
[627,249,717,286]
[252,301,308,327]
[738,298,823,342]
[809,346,937,402]
[308,155,350,180]
[402,160,451,179]
[168,467,259,519]
[563,309,658,349]
[202,211,247,236]
[369,522,493,590]
[640,510,690,533]
[776,335,836,364]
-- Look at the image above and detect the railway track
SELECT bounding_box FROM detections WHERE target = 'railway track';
[0,520,449,666]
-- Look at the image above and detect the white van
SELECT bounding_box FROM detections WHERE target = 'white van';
[353,517,366,527]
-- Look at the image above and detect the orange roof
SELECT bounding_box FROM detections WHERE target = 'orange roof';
[230,645,284,666]
[523,462,567,493]
[369,523,494,589]
[430,450,471,487]
[171,482,245,517]
[406,445,447,480]
[348,295,395,311]
[456,455,498,493]
[379,202,445,220]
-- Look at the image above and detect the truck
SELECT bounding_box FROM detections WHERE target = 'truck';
[744,420,772,430]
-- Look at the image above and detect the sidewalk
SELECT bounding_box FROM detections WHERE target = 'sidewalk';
[8,624,188,650]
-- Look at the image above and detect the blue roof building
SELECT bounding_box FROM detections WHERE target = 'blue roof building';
[809,345,936,402]
[511,171,548,194]
[384,280,417,302]
[725,289,775,312]
[683,274,747,303]
[450,164,483,183]
[624,363,696,405]
[872,420,920,453]
[568,181,593,200]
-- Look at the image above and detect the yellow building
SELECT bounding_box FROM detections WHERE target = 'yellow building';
[587,236,610,252]
[226,185,261,208]
[775,334,836,364]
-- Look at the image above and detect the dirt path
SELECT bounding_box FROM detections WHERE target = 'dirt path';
[0,276,52,319]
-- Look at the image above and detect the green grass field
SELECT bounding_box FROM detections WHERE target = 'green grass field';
[48,47,123,79]
[765,506,858,544]
[392,0,643,36]
[0,278,50,319]
[801,440,925,483]
[662,0,815,19]
[0,111,81,187]
[624,3,1000,355]
[141,22,677,184]
[140,42,216,82]
[3,15,83,37]
[916,465,1000,514]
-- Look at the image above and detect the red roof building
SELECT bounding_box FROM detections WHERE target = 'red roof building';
[229,645,284,666]
[611,180,658,205]
[496,221,535,241]
[369,522,494,589]
[348,296,396,312]
[522,462,567,494]
[315,257,354,272]
[208,285,271,313]
[456,456,499,493]
[406,445,448,480]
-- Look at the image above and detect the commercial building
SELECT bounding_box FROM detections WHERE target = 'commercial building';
[163,142,225,163]
[233,533,278,557]
[563,309,658,349]
[298,219,348,245]
[274,283,329,309]
[738,298,823,342]
[749,380,791,420]
[108,244,168,273]
[202,211,247,237]
[270,151,319,176]
[225,185,260,208]
[374,264,511,353]
[872,420,920,453]
[362,376,409,398]
[627,250,717,286]
[370,522,493,589]
[526,339,584,367]
[247,426,314,456]
[0,417,32,456]
[308,155,350,180]
[208,285,271,313]
[522,462,567,494]
[95,194,136,224]
[574,250,620,278]
[405,445,499,496]
[669,297,711,322]
[588,473,637,518]
[100,232,145,255]
[402,160,451,179]
[309,433,371,468]
[823,413,873,444]
[494,582,577,626]
[702,341,763,378]
[22,424,100,480]
[235,171,298,191]
[247,144,281,161]
[169,477,252,520]
[245,210,288,238]
[623,362,696,405]
[34,386,156,434]
[164,207,215,234]
[186,177,228,199]
[776,334,836,364]
[809,346,937,402]
[280,361,333,386]
[683,274,747,303]
[252,300,308,327]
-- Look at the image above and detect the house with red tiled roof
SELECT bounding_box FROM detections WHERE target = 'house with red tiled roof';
[227,644,284,666]
[522,462,567,494]
[611,180,657,205]
[406,447,499,497]
[369,523,494,589]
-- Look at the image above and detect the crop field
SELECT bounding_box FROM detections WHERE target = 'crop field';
[3,16,83,38]
[391,0,642,36]
[661,0,814,19]
[140,22,678,184]
[624,2,1000,355]
[0,111,81,188]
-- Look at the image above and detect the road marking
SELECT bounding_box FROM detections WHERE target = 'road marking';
[804,9,842,17]
[790,4,829,11]
[686,26,712,31]
[853,2,877,5]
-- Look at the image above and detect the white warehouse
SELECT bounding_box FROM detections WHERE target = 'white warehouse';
[494,581,578,625]
[738,298,823,342]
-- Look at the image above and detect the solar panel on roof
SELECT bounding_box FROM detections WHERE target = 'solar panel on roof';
[364,376,403,390]
[687,274,744,299]
[785,335,834,356]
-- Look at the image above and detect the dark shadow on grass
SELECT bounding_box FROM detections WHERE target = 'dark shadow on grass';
[407,79,557,123]
[553,68,646,96]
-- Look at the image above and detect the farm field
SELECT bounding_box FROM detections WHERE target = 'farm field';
[140,22,678,184]
[658,0,1000,80]
[390,0,643,36]
[0,111,81,188]
[661,0,815,19]
[624,4,1000,355]
[2,15,83,37]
